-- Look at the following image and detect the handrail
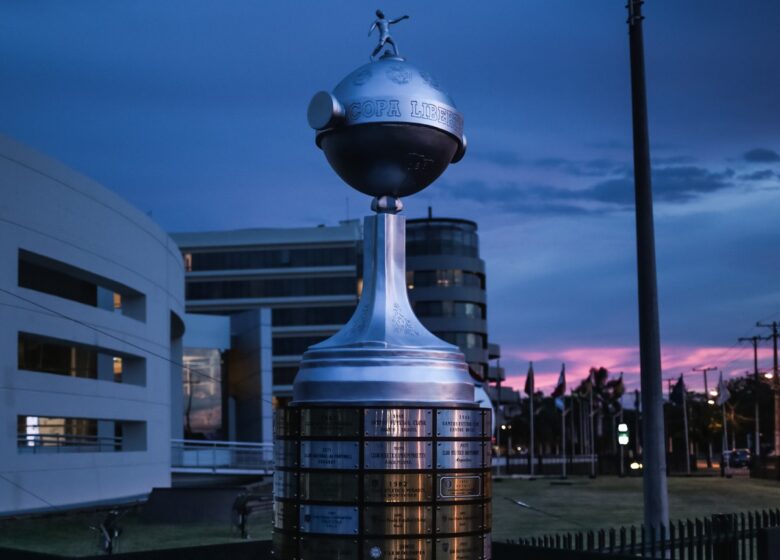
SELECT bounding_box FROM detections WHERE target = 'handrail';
[17,433,123,452]
[171,438,274,473]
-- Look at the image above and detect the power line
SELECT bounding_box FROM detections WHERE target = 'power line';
[0,472,56,508]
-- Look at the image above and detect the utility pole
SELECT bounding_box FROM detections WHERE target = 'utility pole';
[627,0,669,532]
[739,335,766,456]
[757,321,780,455]
[693,366,717,467]
[681,374,691,475]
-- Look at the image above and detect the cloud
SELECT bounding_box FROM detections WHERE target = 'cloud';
[738,169,776,181]
[446,165,738,214]
[744,148,780,163]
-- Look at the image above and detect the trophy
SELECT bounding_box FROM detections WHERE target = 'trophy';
[273,12,491,559]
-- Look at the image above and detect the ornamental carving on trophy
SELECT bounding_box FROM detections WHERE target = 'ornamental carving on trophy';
[273,11,490,560]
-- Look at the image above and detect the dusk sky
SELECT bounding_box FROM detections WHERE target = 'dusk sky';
[1,2,778,395]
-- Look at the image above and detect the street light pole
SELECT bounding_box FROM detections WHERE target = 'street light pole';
[739,335,765,456]
[757,321,780,455]
[626,0,669,533]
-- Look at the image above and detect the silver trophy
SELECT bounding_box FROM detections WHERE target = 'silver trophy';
[274,12,490,560]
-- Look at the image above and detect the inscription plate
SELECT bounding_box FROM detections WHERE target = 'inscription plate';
[275,408,299,437]
[301,441,359,469]
[273,470,297,499]
[483,442,491,466]
[483,409,492,437]
[436,536,483,560]
[300,472,359,501]
[437,441,484,469]
[364,473,432,503]
[436,504,483,534]
[436,409,482,438]
[300,537,358,560]
[364,505,432,536]
[300,505,359,535]
[437,475,482,500]
[274,440,297,468]
[363,538,432,560]
[365,441,432,470]
[273,501,297,530]
[302,408,360,437]
[365,408,432,437]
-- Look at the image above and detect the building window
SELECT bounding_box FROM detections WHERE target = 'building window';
[273,366,299,386]
[187,246,358,271]
[413,301,485,320]
[407,270,484,290]
[18,249,146,321]
[272,335,330,357]
[186,276,357,300]
[437,332,486,350]
[406,222,479,258]
[272,305,356,327]
[183,348,224,440]
[17,332,146,386]
[17,416,145,452]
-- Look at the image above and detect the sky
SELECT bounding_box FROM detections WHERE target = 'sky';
[1,1,778,395]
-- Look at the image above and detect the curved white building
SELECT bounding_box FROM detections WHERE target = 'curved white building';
[0,135,185,514]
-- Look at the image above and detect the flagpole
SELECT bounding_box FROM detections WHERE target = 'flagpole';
[682,374,691,475]
[561,396,567,479]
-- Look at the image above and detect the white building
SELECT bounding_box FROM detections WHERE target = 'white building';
[0,135,185,515]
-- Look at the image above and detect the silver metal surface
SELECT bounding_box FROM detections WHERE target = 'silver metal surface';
[273,470,297,499]
[300,472,359,502]
[300,505,359,535]
[274,440,297,467]
[300,537,359,560]
[437,475,482,500]
[273,501,297,530]
[365,408,432,437]
[436,409,483,438]
[364,440,432,470]
[364,473,433,503]
[294,213,474,405]
[301,408,361,437]
[363,505,432,535]
[437,441,484,469]
[436,504,484,534]
[368,10,409,59]
[300,441,360,470]
[363,539,432,560]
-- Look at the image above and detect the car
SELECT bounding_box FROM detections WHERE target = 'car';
[722,448,751,468]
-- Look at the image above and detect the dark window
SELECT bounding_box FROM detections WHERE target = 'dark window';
[437,332,486,349]
[407,270,484,290]
[273,367,299,385]
[188,246,358,271]
[272,305,356,327]
[16,416,142,452]
[413,301,484,320]
[406,222,479,258]
[186,276,357,300]
[273,335,330,356]
[18,250,146,321]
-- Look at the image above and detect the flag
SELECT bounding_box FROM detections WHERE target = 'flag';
[716,371,730,406]
[670,374,686,406]
[552,363,566,410]
[524,362,535,397]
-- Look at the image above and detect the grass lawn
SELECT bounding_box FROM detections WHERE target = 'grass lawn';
[491,474,780,541]
[1,476,779,555]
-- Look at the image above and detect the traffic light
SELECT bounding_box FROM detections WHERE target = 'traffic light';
[618,423,629,446]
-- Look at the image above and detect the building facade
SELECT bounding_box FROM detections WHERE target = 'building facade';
[0,135,185,514]
[171,223,362,403]
[406,214,489,381]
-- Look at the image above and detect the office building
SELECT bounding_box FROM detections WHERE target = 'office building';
[0,135,185,514]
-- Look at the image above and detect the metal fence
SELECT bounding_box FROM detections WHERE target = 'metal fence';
[17,433,123,453]
[170,439,274,474]
[508,508,780,559]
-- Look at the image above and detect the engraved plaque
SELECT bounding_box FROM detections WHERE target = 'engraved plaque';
[483,442,491,466]
[301,441,359,469]
[437,475,482,500]
[300,505,359,535]
[302,408,360,437]
[437,409,482,438]
[275,408,299,437]
[273,470,297,499]
[364,505,432,536]
[300,472,359,502]
[483,501,492,531]
[300,537,358,560]
[365,441,432,470]
[364,473,433,503]
[482,409,492,437]
[272,531,297,559]
[436,536,483,560]
[365,408,432,437]
[437,441,484,469]
[273,500,298,530]
[363,539,432,560]
[274,440,297,467]
[436,504,483,534]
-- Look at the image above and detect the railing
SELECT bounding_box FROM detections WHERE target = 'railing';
[509,508,780,559]
[171,438,274,474]
[17,433,122,453]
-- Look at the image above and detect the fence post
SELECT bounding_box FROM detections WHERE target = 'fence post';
[712,513,738,560]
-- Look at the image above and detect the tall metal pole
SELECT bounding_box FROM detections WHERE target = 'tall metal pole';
[739,336,764,456]
[561,397,567,478]
[682,375,691,475]
[757,321,780,455]
[529,386,535,476]
[589,382,596,478]
[619,407,626,477]
[627,0,669,532]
